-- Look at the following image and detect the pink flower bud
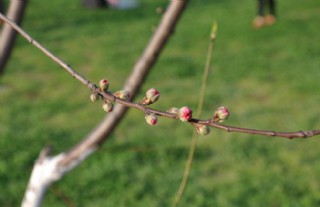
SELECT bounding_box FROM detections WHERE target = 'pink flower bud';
[146,88,160,102]
[196,125,211,136]
[99,79,109,92]
[114,90,131,100]
[212,106,230,122]
[178,106,192,122]
[102,100,114,112]
[145,113,158,125]
[141,88,160,105]
[90,93,99,102]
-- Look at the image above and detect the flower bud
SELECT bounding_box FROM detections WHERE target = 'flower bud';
[145,113,158,125]
[212,106,230,122]
[99,79,109,92]
[178,106,192,122]
[102,100,114,112]
[146,88,160,102]
[167,107,179,114]
[141,88,160,105]
[196,125,211,136]
[114,90,131,100]
[90,93,99,102]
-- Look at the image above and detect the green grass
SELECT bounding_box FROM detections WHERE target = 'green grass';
[1,0,320,206]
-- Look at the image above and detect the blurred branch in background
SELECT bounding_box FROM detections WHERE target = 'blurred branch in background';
[0,0,28,74]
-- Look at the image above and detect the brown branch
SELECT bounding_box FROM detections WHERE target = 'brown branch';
[95,91,320,139]
[0,12,95,89]
[200,121,320,139]
[0,0,318,149]
[2,9,318,142]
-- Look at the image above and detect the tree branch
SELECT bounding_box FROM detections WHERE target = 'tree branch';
[1,1,319,206]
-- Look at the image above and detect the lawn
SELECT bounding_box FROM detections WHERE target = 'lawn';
[0,0,320,206]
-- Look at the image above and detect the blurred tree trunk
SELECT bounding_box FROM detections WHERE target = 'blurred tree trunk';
[0,0,28,75]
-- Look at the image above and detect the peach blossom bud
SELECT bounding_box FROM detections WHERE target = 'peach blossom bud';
[141,88,160,105]
[213,106,230,122]
[114,90,130,100]
[195,125,211,136]
[145,113,158,125]
[167,107,179,114]
[146,88,160,102]
[90,93,99,102]
[179,106,192,122]
[99,79,109,92]
[102,100,114,112]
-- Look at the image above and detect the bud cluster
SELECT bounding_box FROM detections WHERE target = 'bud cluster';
[90,80,230,134]
[89,79,132,113]
[167,106,193,122]
[140,88,161,125]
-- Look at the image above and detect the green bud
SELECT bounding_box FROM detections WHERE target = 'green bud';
[196,125,211,136]
[102,100,114,112]
[99,79,109,92]
[114,90,131,100]
[212,106,230,123]
[90,93,99,102]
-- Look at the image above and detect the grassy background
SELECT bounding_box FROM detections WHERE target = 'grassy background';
[1,0,320,206]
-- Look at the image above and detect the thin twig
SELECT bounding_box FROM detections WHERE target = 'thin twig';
[172,22,217,207]
[0,12,95,89]
[1,12,319,143]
